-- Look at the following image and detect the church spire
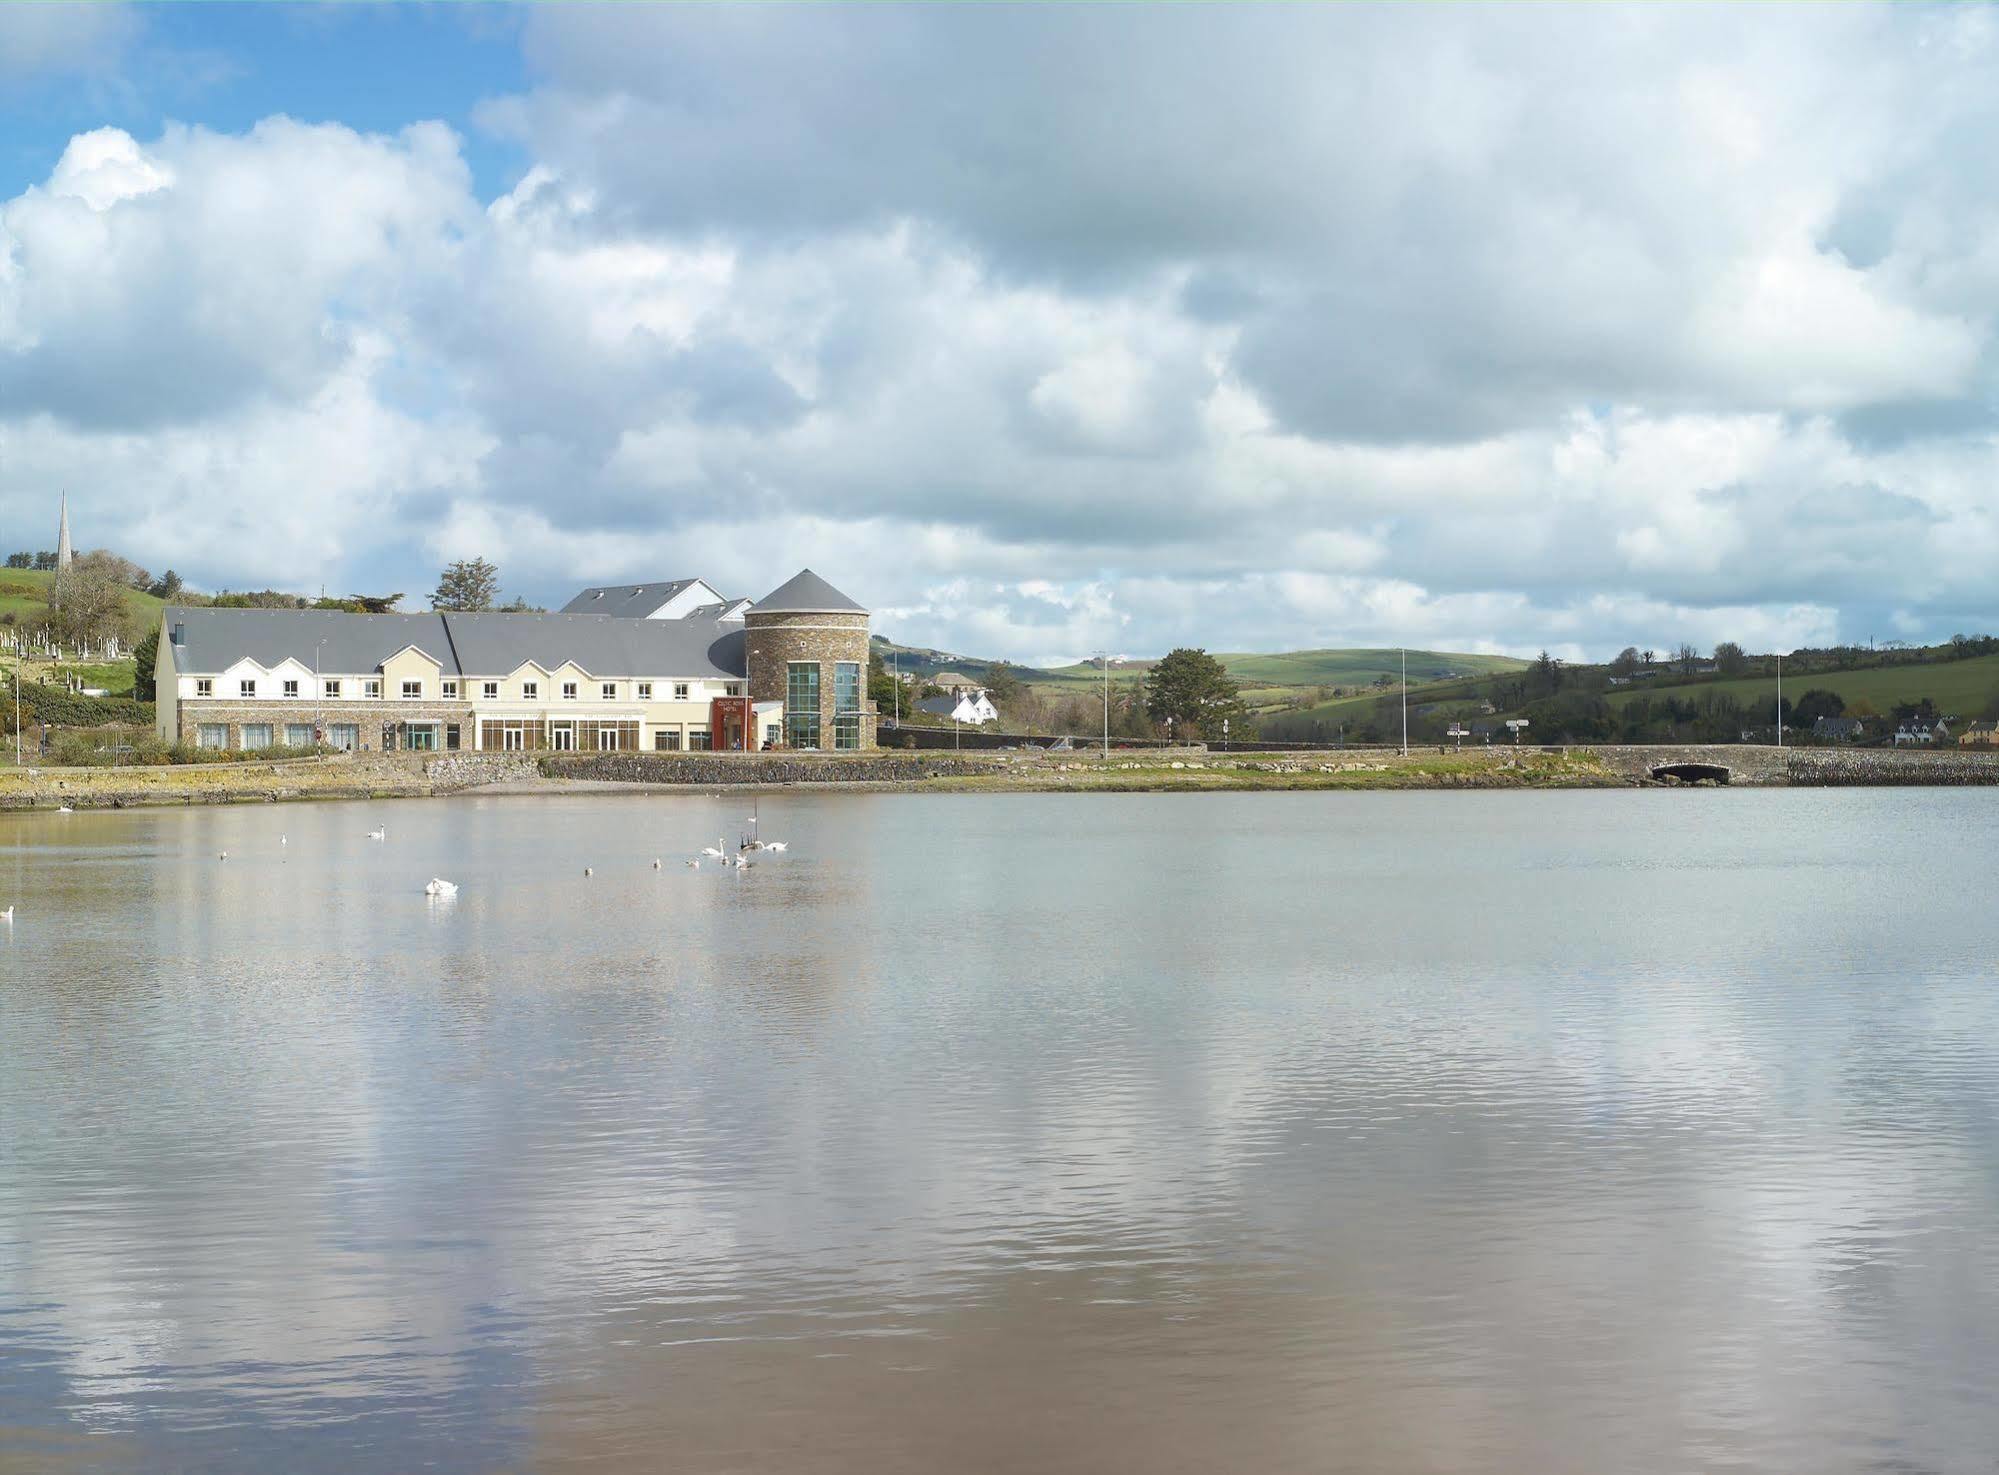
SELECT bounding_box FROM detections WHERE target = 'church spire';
[54,494,72,606]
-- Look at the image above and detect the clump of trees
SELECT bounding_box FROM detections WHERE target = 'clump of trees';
[1143,648,1246,739]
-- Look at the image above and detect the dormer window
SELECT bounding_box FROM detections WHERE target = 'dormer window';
[522,680,538,699]
[601,682,617,700]
[240,679,256,698]
[562,682,578,699]
[195,678,213,697]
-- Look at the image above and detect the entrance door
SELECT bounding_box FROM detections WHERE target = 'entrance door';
[503,725,525,751]
[407,725,438,753]
[550,724,575,752]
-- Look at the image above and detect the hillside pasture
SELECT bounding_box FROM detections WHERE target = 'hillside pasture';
[1604,652,1999,721]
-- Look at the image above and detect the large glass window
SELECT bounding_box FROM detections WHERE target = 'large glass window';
[833,661,861,749]
[241,724,273,750]
[284,724,313,747]
[688,727,712,751]
[328,723,358,751]
[786,662,820,748]
[550,723,575,751]
[197,723,228,749]
[655,729,681,751]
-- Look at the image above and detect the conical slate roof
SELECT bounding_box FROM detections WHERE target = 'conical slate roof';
[753,569,867,614]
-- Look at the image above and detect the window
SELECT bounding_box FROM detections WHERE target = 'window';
[601,682,617,701]
[834,661,862,750]
[241,723,274,750]
[597,726,619,750]
[550,723,575,751]
[442,680,459,699]
[562,682,578,700]
[197,723,228,749]
[240,678,257,698]
[445,723,461,751]
[324,679,342,699]
[401,680,423,700]
[327,723,358,751]
[688,727,712,751]
[284,723,313,747]
[637,682,653,699]
[522,681,538,700]
[786,661,820,749]
[364,679,381,698]
[280,679,299,698]
[673,682,690,700]
[764,722,781,748]
[482,681,498,700]
[654,729,681,751]
[725,682,742,697]
[195,678,213,697]
[406,724,438,752]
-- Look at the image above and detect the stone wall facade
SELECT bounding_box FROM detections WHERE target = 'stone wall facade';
[743,609,877,750]
[172,700,476,751]
[545,752,988,785]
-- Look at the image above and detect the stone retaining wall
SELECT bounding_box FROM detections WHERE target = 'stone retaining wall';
[1787,748,1999,786]
[542,752,997,785]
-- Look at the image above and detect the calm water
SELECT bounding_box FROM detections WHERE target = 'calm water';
[4,789,1999,1473]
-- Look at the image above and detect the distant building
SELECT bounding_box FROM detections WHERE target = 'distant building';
[1894,719,1949,746]
[1812,716,1864,742]
[915,689,999,725]
[929,671,982,694]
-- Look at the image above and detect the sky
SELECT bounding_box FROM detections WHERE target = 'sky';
[5,3,1999,665]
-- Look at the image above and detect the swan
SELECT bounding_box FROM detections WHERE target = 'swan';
[583,867,594,877]
[1,906,13,923]
[424,878,458,898]
[56,805,74,814]
[366,827,386,841]
[763,841,788,853]
[280,835,287,846]
[651,858,662,870]
[700,841,727,859]
[684,858,699,868]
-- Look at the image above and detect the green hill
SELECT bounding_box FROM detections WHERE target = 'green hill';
[0,568,168,629]
[1606,653,1999,721]
[1041,647,1526,688]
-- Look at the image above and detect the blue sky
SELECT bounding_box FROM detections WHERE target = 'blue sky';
[5,4,1999,662]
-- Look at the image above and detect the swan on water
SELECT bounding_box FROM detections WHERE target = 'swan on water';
[367,827,386,841]
[56,805,74,814]
[701,841,726,859]
[424,878,458,898]
[1,906,13,923]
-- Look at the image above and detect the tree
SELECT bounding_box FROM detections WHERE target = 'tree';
[1142,647,1246,738]
[43,550,130,649]
[495,595,544,613]
[1790,688,1845,728]
[430,558,500,612]
[347,593,404,614]
[1610,646,1641,677]
[150,569,183,600]
[5,552,29,569]
[132,627,160,698]
[1713,641,1748,677]
[1529,650,1564,696]
[982,661,1026,707]
[1676,642,1699,675]
[1641,649,1656,669]
[868,651,906,718]
[33,551,56,571]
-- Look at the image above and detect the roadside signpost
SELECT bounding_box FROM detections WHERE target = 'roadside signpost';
[1447,723,1467,750]
[1506,718,1530,745]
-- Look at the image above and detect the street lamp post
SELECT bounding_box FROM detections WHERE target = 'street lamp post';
[1400,647,1408,756]
[1099,652,1110,760]
[1776,652,1783,749]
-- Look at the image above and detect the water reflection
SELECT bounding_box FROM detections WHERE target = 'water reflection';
[4,790,1999,1471]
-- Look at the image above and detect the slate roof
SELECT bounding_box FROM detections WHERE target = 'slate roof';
[162,606,745,680]
[559,578,706,616]
[754,568,867,614]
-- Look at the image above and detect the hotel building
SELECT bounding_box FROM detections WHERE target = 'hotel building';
[154,569,875,753]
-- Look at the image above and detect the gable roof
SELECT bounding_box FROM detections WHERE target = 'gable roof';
[163,606,746,681]
[754,568,866,615]
[559,578,710,617]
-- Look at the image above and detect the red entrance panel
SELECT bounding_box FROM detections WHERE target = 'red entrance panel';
[710,696,752,752]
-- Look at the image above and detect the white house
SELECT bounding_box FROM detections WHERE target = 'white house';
[914,689,999,726]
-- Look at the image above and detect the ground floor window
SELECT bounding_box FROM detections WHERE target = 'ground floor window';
[479,720,547,752]
[197,723,228,749]
[446,723,461,752]
[597,726,618,750]
[241,723,274,750]
[786,713,819,749]
[764,722,781,748]
[550,723,576,751]
[655,729,681,751]
[284,724,314,748]
[406,724,439,753]
[328,724,359,752]
[833,714,861,751]
[688,727,712,751]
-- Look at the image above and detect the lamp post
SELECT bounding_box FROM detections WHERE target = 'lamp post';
[1400,647,1408,756]
[1099,651,1110,759]
[314,639,326,748]
[1775,651,1783,749]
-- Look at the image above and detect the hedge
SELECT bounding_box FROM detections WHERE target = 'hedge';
[15,683,154,727]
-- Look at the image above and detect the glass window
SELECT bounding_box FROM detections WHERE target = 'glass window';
[654,729,681,751]
[195,679,213,697]
[364,679,381,698]
[764,722,781,748]
[522,681,538,700]
[241,723,273,750]
[442,680,459,699]
[601,682,617,700]
[239,679,256,698]
[282,679,300,698]
[328,723,358,751]
[401,680,422,699]
[725,682,742,697]
[406,725,438,752]
[597,726,619,750]
[284,723,313,747]
[482,681,498,700]
[688,727,712,751]
[637,682,652,699]
[197,723,228,749]
[786,662,820,749]
[323,679,342,698]
[562,682,578,700]
[833,714,861,750]
[834,662,861,713]
[446,723,461,751]
[673,682,690,700]
[550,724,575,751]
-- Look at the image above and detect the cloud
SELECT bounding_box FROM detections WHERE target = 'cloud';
[6,7,1999,659]
[0,3,139,82]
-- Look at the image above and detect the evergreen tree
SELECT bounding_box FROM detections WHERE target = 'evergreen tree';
[1142,648,1245,738]
[430,558,500,612]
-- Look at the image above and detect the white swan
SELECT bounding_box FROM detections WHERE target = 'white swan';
[280,835,287,846]
[424,878,458,898]
[366,827,386,841]
[1,906,13,923]
[763,841,787,853]
[684,858,699,868]
[56,804,74,814]
[700,840,726,859]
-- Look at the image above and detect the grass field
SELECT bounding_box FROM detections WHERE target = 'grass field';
[0,569,168,628]
[1603,652,1999,719]
[1040,647,1525,690]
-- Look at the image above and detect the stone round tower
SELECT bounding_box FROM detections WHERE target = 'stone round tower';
[744,569,874,750]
